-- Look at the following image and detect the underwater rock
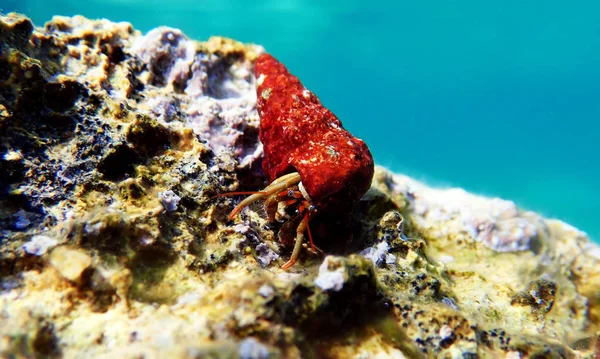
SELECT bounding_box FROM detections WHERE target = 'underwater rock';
[255,242,279,266]
[158,189,181,212]
[238,337,271,359]
[1,13,599,359]
[22,234,57,256]
[48,246,92,282]
[360,241,397,268]
[314,256,347,291]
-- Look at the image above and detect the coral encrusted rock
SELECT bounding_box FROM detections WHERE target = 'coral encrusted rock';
[1,13,599,359]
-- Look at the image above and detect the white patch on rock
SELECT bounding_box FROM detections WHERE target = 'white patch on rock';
[314,257,345,291]
[146,96,178,123]
[14,210,31,229]
[255,243,279,266]
[587,245,600,260]
[158,190,181,212]
[439,325,453,340]
[234,224,250,234]
[360,242,396,268]
[238,337,270,359]
[438,255,455,264]
[131,27,196,90]
[442,297,459,310]
[172,290,206,308]
[3,150,21,161]
[257,284,274,298]
[132,27,262,168]
[23,235,58,256]
[49,247,92,281]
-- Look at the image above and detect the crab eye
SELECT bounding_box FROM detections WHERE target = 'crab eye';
[308,205,316,212]
[287,189,294,197]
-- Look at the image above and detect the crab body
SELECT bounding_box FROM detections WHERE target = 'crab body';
[255,54,374,215]
[226,53,374,269]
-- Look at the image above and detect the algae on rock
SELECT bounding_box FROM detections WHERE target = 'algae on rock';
[1,12,599,359]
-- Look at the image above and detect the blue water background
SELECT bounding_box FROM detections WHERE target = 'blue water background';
[3,1,599,242]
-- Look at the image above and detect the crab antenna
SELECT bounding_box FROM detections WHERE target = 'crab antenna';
[212,191,267,199]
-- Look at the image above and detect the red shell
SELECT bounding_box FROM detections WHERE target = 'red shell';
[254,54,374,215]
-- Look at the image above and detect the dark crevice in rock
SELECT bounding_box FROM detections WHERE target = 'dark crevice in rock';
[97,144,140,181]
[32,320,61,358]
[126,115,171,157]
[43,80,85,112]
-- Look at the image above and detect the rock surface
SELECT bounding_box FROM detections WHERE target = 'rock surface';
[1,13,599,359]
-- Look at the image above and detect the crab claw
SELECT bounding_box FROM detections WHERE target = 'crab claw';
[217,171,320,270]
[226,172,301,220]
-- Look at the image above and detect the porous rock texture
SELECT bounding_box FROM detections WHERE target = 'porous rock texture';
[1,13,599,359]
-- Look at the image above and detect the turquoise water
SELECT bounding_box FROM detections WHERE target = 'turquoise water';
[4,1,599,242]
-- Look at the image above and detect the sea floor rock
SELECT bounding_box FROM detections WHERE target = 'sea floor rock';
[1,13,599,359]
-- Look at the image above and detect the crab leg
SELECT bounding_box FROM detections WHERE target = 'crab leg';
[228,172,301,220]
[281,212,310,270]
[265,172,302,188]
[303,205,319,253]
[297,200,321,254]
[264,195,279,222]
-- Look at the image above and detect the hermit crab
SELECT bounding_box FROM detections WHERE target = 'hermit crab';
[223,53,374,269]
